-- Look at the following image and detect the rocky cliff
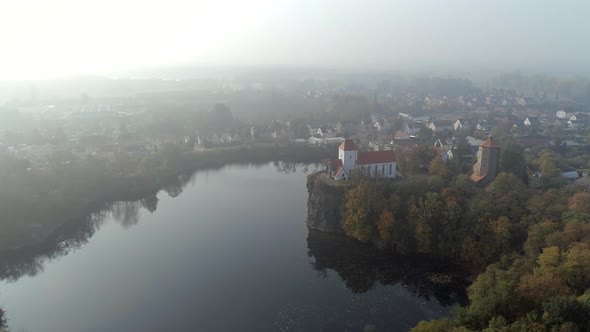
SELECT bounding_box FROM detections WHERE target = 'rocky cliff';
[306,172,349,233]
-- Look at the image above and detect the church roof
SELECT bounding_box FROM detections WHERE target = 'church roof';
[357,150,396,165]
[339,139,358,151]
[325,159,343,169]
[480,136,500,148]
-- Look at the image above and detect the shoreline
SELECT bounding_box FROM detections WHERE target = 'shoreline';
[0,143,334,256]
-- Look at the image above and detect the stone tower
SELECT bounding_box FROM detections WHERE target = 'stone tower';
[471,136,501,185]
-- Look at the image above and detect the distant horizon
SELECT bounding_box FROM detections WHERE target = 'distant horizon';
[1,63,588,83]
[3,0,590,80]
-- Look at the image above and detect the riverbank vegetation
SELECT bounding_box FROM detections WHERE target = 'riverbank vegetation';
[0,142,333,252]
[336,140,590,331]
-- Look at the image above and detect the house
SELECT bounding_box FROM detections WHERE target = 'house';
[401,121,420,135]
[561,171,580,181]
[428,120,454,133]
[316,126,335,138]
[556,110,567,119]
[470,136,501,186]
[394,130,411,140]
[374,119,389,132]
[569,114,577,122]
[324,139,396,181]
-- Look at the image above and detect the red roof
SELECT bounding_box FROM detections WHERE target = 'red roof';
[480,137,500,148]
[357,150,396,165]
[339,139,358,151]
[325,159,343,169]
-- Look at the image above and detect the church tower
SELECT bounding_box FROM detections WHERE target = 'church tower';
[338,139,358,175]
[471,136,501,185]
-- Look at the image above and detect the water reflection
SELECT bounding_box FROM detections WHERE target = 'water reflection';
[273,160,319,174]
[0,200,149,282]
[306,229,469,306]
[0,162,318,283]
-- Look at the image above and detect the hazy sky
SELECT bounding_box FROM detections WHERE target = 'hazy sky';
[1,0,589,79]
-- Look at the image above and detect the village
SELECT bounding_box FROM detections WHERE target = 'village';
[2,75,590,189]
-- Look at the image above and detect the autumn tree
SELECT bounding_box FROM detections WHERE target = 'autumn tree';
[428,155,451,179]
[568,192,590,214]
[343,180,385,242]
[376,210,394,243]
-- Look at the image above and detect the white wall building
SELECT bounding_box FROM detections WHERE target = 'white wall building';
[325,140,396,181]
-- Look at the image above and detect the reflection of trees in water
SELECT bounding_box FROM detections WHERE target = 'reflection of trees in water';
[0,208,109,282]
[0,163,317,283]
[273,161,320,174]
[306,229,469,306]
[0,198,156,282]
[163,172,194,198]
[111,201,140,228]
[141,196,159,213]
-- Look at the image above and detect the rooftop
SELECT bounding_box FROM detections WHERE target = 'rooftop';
[480,136,500,148]
[339,139,358,151]
[357,150,396,165]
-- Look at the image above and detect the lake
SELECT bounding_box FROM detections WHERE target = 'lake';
[0,162,465,332]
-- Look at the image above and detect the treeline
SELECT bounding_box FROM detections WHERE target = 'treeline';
[0,143,332,252]
[340,170,590,330]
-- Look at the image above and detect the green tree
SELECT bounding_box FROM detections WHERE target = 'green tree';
[499,138,527,182]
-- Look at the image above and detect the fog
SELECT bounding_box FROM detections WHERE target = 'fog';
[2,0,589,79]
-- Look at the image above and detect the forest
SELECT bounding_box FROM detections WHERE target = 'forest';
[338,141,590,331]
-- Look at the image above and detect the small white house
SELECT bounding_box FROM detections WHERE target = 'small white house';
[556,110,567,119]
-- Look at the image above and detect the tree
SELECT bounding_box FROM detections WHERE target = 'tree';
[376,210,394,243]
[499,138,527,182]
[343,180,385,242]
[428,155,451,179]
[407,145,437,175]
[568,192,590,214]
[562,243,590,290]
[524,219,559,257]
[537,149,564,189]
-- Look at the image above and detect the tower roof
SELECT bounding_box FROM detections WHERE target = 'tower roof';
[480,136,500,148]
[339,139,358,151]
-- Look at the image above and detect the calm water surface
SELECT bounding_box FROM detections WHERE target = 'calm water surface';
[0,163,463,332]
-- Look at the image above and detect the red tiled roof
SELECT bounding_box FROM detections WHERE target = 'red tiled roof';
[394,130,410,139]
[325,159,343,169]
[339,139,358,151]
[357,150,396,165]
[480,137,500,148]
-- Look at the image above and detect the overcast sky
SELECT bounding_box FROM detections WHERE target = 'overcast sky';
[1,0,589,79]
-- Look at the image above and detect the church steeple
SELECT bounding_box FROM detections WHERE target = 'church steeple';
[471,136,501,185]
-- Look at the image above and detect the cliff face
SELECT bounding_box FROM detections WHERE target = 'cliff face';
[306,172,349,233]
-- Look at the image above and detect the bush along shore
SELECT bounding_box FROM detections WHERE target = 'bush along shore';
[0,142,334,253]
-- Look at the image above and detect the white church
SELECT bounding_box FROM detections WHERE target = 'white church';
[325,139,397,180]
